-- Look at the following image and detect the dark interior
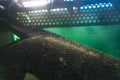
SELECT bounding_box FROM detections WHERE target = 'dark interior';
[0,0,120,80]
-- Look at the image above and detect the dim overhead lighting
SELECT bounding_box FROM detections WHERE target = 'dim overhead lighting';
[22,0,53,8]
[80,2,113,10]
[64,0,74,2]
[14,0,18,2]
[0,5,5,10]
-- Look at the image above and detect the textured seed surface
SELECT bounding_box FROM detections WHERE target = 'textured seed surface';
[0,29,120,80]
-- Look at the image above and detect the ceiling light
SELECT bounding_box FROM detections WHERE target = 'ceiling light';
[22,0,53,8]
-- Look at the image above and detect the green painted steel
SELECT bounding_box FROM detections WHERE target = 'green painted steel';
[44,25,120,59]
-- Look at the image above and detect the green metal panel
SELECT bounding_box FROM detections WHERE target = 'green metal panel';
[44,25,120,59]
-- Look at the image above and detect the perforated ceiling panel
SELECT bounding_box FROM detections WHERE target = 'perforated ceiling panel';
[16,0,120,28]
